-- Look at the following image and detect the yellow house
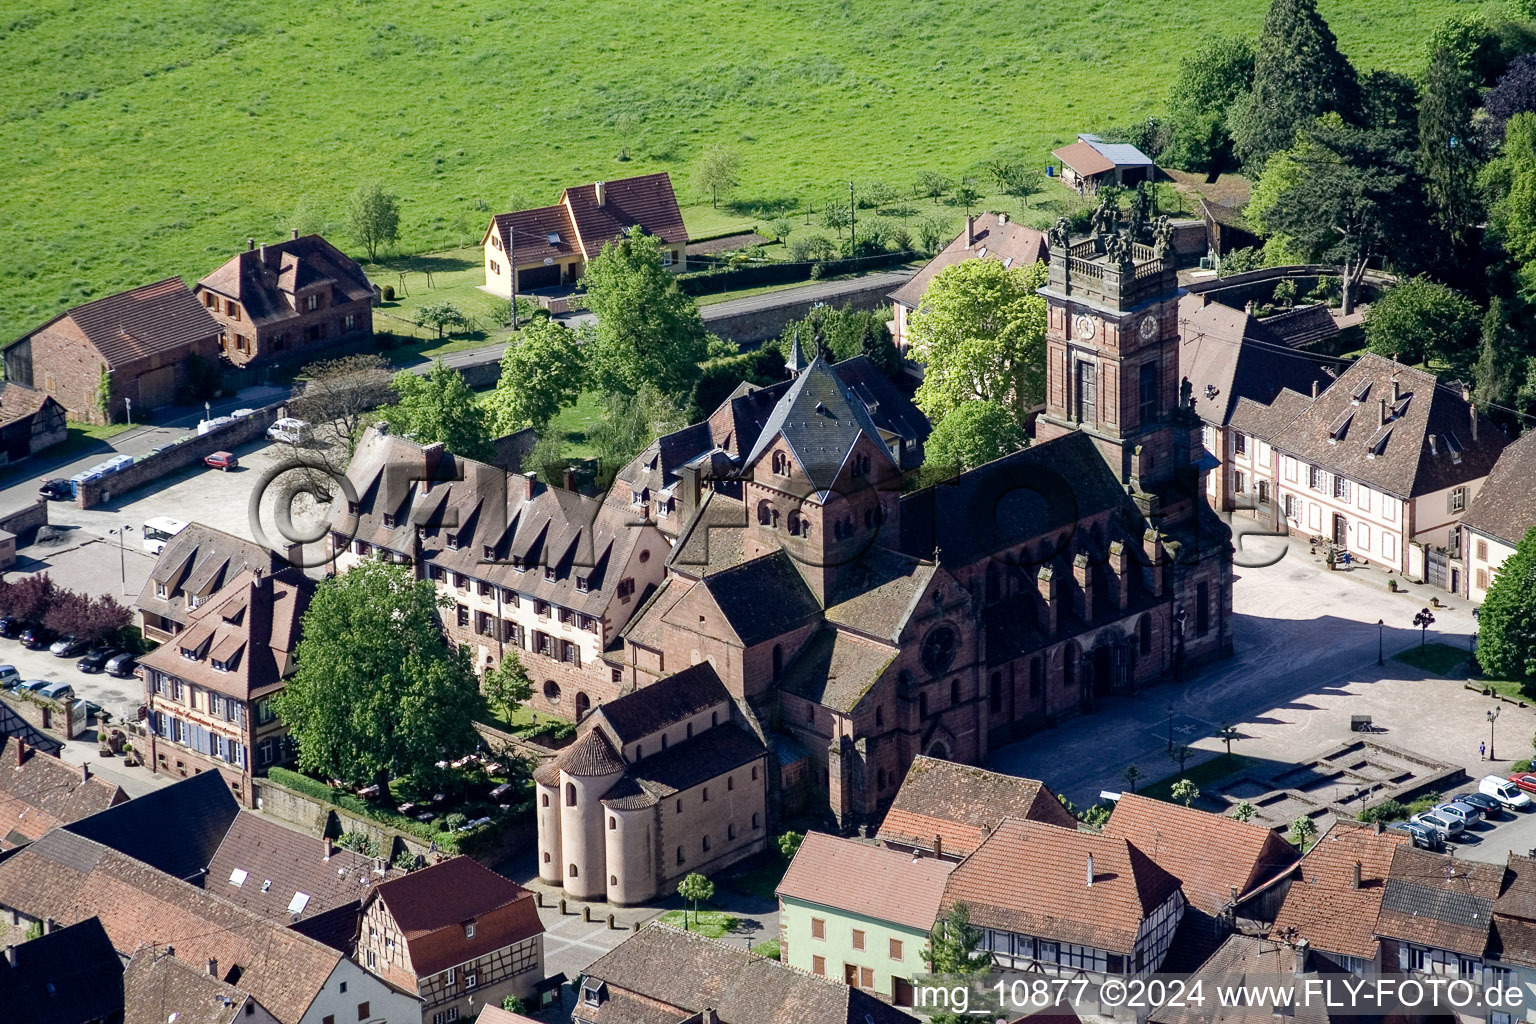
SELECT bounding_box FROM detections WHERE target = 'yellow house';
[481,172,688,298]
[1461,429,1536,603]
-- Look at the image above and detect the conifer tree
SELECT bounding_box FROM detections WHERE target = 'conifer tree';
[1231,0,1358,171]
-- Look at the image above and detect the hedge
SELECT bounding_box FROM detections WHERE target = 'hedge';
[676,250,915,297]
[266,766,468,852]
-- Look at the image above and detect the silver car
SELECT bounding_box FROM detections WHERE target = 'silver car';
[1415,810,1465,837]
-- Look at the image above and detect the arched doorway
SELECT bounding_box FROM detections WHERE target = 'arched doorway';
[926,739,951,760]
[575,692,591,720]
[1092,645,1112,697]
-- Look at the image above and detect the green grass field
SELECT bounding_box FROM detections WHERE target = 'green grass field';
[1,0,1471,339]
[1392,642,1472,677]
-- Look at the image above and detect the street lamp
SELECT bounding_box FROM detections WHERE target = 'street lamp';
[108,525,134,595]
[1377,619,1385,666]
[1489,706,1501,761]
[1167,704,1175,752]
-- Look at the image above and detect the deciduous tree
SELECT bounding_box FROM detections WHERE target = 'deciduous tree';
[922,400,1024,482]
[347,182,401,263]
[586,385,691,483]
[583,227,708,397]
[914,171,953,201]
[272,560,481,795]
[778,831,804,860]
[1171,779,1200,807]
[290,355,397,462]
[1481,113,1536,269]
[1478,526,1536,685]
[693,145,741,208]
[385,361,494,462]
[414,301,469,340]
[1289,816,1319,848]
[1485,55,1536,145]
[909,258,1048,428]
[1162,36,1255,173]
[677,872,715,929]
[1229,0,1358,171]
[482,653,533,728]
[1364,277,1481,370]
[486,319,585,433]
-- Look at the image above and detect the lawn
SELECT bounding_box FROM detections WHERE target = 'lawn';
[721,852,792,902]
[750,939,782,960]
[0,0,1466,340]
[1393,642,1472,677]
[659,909,740,939]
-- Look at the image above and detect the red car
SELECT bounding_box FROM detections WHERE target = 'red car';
[1508,773,1536,795]
[205,451,238,471]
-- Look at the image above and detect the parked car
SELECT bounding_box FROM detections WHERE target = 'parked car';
[204,451,238,471]
[105,652,139,678]
[1483,776,1534,809]
[0,666,19,690]
[266,417,313,444]
[1460,792,1505,820]
[1509,774,1536,796]
[1435,802,1481,827]
[18,679,50,693]
[36,681,74,702]
[38,478,72,500]
[20,626,54,650]
[0,617,24,639]
[77,699,103,721]
[1415,810,1465,837]
[48,635,89,658]
[76,648,120,674]
[1389,820,1446,851]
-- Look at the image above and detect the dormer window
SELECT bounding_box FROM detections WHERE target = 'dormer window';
[483,545,495,560]
[382,513,396,529]
[464,921,476,939]
[181,647,197,660]
[576,575,589,593]
[305,293,319,312]
[156,583,167,598]
[446,532,459,549]
[347,501,360,516]
[212,659,228,672]
[511,557,526,573]
[547,232,561,245]
[545,566,556,582]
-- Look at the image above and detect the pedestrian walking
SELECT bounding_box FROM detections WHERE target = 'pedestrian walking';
[1481,741,1487,759]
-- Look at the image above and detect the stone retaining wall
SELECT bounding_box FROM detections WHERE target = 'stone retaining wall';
[0,499,48,544]
[701,277,908,346]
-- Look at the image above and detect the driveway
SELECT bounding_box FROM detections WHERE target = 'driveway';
[988,528,1513,810]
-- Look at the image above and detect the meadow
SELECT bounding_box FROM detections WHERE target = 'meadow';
[0,0,1472,339]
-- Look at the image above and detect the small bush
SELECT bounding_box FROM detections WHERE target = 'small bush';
[1405,792,1444,817]
[443,812,468,831]
[1357,799,1407,823]
[381,284,396,301]
[1513,759,1533,773]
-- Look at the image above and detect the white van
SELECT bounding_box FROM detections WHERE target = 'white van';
[142,517,189,555]
[1480,775,1533,810]
[267,417,314,444]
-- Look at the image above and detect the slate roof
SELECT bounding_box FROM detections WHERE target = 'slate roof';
[940,818,1181,955]
[689,550,822,648]
[593,661,731,746]
[889,212,1049,310]
[138,522,279,632]
[0,738,126,850]
[898,431,1140,567]
[743,355,898,497]
[604,725,767,810]
[1104,793,1298,918]
[1269,820,1409,960]
[1260,304,1340,350]
[1460,429,1536,547]
[777,628,898,714]
[877,757,1076,858]
[577,922,919,1024]
[823,546,937,643]
[123,946,261,1024]
[1179,297,1331,427]
[138,567,312,701]
[7,277,220,367]
[205,811,386,923]
[776,831,954,932]
[197,235,373,326]
[1266,353,1507,499]
[337,427,658,618]
[0,828,345,1024]
[1376,845,1502,957]
[64,768,238,883]
[552,728,627,778]
[369,856,543,977]
[563,173,688,256]
[665,490,749,577]
[0,916,124,1024]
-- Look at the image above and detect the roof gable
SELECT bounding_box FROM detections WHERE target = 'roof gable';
[12,277,220,367]
[591,662,732,746]
[777,831,954,931]
[371,857,543,977]
[743,356,897,497]
[198,235,372,326]
[561,172,687,258]
[878,757,1075,857]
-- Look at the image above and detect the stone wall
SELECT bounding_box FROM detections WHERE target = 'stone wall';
[0,692,78,741]
[0,499,48,545]
[700,276,911,346]
[75,404,284,509]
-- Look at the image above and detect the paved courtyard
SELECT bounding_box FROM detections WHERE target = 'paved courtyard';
[988,526,1522,818]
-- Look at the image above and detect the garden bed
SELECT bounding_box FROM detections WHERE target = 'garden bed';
[1392,642,1471,677]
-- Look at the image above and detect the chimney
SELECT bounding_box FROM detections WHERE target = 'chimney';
[208,958,218,978]
[166,946,175,958]
[1378,397,1387,429]
[1391,377,1400,402]
[43,918,54,936]
[1086,853,1095,888]
[420,441,446,492]
[81,763,90,784]
[1351,861,1361,889]
[932,835,943,860]
[3,946,13,969]
[1428,435,1439,456]
[324,838,332,862]
[965,214,976,249]
[291,228,299,240]
[13,738,24,767]
[701,1010,719,1024]
[1311,379,1319,400]
[1374,819,1384,835]
[595,180,607,207]
[522,471,538,501]
[563,466,576,492]
[247,238,255,251]
[1470,403,1479,442]
[1036,565,1058,636]
[1230,885,1239,904]
[678,463,702,525]
[1072,551,1093,621]
[259,242,266,262]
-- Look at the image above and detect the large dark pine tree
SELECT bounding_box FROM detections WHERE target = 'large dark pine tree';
[1419,45,1482,248]
[1232,0,1359,171]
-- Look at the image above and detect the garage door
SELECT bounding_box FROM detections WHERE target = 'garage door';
[137,366,175,409]
[517,263,560,290]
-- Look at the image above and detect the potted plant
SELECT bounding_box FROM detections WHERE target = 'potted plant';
[1388,578,1399,593]
[1326,547,1337,571]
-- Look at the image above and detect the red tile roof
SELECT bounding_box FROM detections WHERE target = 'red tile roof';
[8,277,221,367]
[197,235,373,326]
[1268,820,1408,960]
[484,204,581,268]
[1104,793,1298,917]
[940,818,1182,955]
[878,756,1076,858]
[370,856,543,977]
[563,173,687,258]
[889,212,1048,310]
[776,831,954,931]
[1052,141,1116,177]
[0,739,127,849]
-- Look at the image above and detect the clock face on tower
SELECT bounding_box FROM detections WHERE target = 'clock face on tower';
[1075,314,1095,340]
[1140,314,1158,340]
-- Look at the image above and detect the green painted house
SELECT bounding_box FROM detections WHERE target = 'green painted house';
[776,831,954,1008]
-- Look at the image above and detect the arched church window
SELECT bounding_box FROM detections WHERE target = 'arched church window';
[772,450,788,475]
